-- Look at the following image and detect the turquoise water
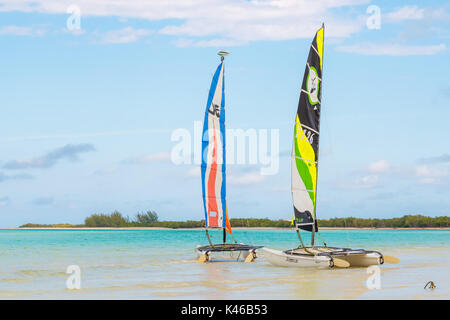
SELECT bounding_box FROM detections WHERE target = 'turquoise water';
[0,229,449,299]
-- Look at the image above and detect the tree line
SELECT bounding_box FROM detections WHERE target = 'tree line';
[19,212,449,228]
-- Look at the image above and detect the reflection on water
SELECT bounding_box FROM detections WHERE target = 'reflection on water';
[0,229,449,299]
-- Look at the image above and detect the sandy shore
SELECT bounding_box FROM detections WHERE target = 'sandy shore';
[6,227,450,230]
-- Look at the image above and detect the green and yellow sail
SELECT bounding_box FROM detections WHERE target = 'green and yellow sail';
[292,25,324,232]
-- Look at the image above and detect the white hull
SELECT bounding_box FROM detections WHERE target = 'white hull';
[262,247,382,268]
[334,251,382,267]
[262,248,332,268]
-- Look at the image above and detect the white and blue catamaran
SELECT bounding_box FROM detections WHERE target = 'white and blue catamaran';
[196,51,262,263]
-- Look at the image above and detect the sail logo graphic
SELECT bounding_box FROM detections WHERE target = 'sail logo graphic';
[208,104,220,118]
[297,127,315,145]
[306,67,320,105]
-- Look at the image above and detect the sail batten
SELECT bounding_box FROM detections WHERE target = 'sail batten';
[201,58,232,234]
[292,25,324,232]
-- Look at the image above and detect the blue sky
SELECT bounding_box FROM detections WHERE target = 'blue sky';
[0,0,449,227]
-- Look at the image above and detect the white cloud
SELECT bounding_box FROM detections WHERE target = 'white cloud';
[141,152,171,162]
[335,43,446,56]
[0,172,33,183]
[186,167,201,178]
[342,158,450,189]
[158,0,366,45]
[61,27,86,36]
[338,173,379,189]
[385,6,450,23]
[356,174,379,189]
[174,38,247,48]
[123,152,171,164]
[3,144,95,170]
[0,197,10,207]
[0,25,46,36]
[0,0,367,45]
[419,153,450,164]
[385,6,425,22]
[229,171,265,185]
[100,27,151,44]
[426,7,450,21]
[415,165,448,185]
[0,129,168,143]
[92,167,119,176]
[271,186,290,192]
[31,196,54,206]
[368,160,390,174]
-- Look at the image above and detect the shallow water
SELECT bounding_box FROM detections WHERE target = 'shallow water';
[0,229,448,299]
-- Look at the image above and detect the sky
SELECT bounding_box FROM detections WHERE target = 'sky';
[0,0,449,227]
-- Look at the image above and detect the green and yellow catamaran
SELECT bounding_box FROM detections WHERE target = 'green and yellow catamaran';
[262,24,399,268]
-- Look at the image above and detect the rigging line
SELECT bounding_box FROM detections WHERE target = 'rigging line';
[294,156,317,163]
[205,229,214,247]
[321,112,348,247]
[300,89,321,104]
[236,250,242,261]
[296,229,316,256]
[296,229,306,249]
[231,229,237,243]
[244,217,255,246]
[292,189,316,193]
[296,222,315,226]
[317,231,327,247]
[310,44,320,57]
[344,217,350,248]
[295,121,320,135]
[316,76,339,248]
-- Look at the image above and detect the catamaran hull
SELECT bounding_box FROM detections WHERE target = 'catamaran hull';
[196,249,253,262]
[262,247,383,268]
[336,252,382,268]
[196,244,262,262]
[262,248,332,268]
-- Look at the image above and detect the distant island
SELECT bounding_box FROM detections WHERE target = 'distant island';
[19,211,450,229]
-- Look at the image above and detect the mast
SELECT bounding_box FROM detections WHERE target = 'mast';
[219,50,228,245]
[311,23,325,247]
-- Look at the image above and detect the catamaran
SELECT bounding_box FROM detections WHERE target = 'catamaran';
[262,25,399,268]
[196,50,262,263]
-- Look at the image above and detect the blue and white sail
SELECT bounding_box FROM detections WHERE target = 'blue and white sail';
[201,52,231,234]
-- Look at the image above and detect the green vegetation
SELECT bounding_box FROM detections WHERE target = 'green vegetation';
[318,215,450,228]
[19,212,450,228]
[230,218,291,228]
[84,210,160,227]
[135,211,159,225]
[19,223,85,228]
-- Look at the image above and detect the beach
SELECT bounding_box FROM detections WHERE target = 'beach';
[0,228,448,299]
[14,227,450,230]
